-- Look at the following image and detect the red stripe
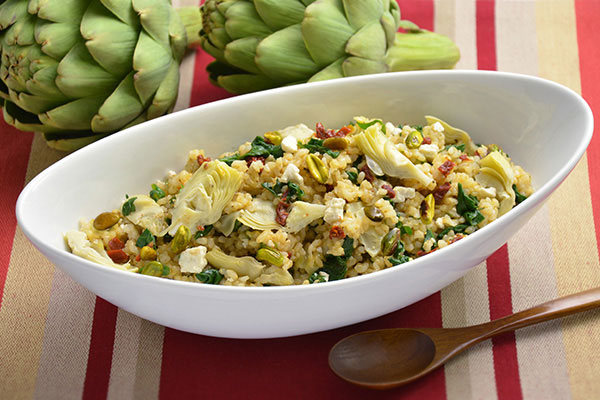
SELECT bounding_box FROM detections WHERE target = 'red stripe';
[82,298,118,400]
[575,0,600,261]
[189,50,234,107]
[396,0,434,31]
[0,123,33,311]
[476,0,497,70]
[486,245,523,400]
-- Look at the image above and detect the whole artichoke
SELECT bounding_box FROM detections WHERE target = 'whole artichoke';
[200,0,460,94]
[0,0,201,150]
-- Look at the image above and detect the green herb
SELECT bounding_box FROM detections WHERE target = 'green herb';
[219,153,241,165]
[346,170,358,184]
[308,271,327,284]
[342,237,354,258]
[423,228,436,248]
[437,224,468,240]
[195,268,224,285]
[136,229,155,248]
[319,254,347,281]
[300,138,340,158]
[411,125,423,132]
[287,182,304,201]
[389,240,410,266]
[395,219,413,235]
[149,184,165,201]
[122,195,137,216]
[513,184,528,204]
[244,136,283,159]
[262,180,285,197]
[232,220,243,233]
[162,265,170,276]
[441,143,466,152]
[456,183,484,226]
[194,225,213,239]
[356,119,387,134]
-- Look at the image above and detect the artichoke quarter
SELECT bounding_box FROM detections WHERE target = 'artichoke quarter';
[0,0,202,150]
[200,0,460,94]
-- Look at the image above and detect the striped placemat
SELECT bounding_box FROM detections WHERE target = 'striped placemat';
[1,1,599,399]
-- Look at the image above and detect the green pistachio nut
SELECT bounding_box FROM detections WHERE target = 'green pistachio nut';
[171,225,192,254]
[256,246,284,267]
[306,153,329,184]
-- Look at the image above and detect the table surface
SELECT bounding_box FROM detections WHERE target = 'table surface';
[2,0,600,399]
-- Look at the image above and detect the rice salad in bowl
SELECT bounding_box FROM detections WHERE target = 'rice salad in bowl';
[65,116,533,287]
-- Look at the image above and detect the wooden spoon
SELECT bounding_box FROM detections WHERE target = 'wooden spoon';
[329,287,600,389]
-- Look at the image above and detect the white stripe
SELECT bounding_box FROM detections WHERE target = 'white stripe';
[453,0,477,70]
[107,310,143,400]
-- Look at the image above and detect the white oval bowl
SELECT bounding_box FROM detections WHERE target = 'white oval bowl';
[17,71,593,338]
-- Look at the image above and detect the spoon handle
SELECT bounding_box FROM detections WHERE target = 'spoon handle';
[477,286,600,340]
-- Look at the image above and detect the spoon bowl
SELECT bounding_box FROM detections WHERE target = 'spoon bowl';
[329,287,600,389]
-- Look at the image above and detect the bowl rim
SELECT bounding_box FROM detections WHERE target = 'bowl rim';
[16,70,594,294]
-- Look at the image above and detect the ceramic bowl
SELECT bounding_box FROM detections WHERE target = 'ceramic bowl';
[16,71,593,338]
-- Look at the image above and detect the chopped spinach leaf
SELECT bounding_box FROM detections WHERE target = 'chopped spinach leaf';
[411,125,423,132]
[287,182,304,201]
[395,220,414,235]
[219,153,241,165]
[356,119,387,134]
[346,170,358,184]
[456,183,479,215]
[149,184,165,201]
[423,228,436,247]
[262,180,285,197]
[194,225,213,239]
[309,271,327,284]
[441,143,466,153]
[300,138,340,158]
[319,254,347,281]
[244,136,283,159]
[342,237,354,258]
[122,195,137,216]
[195,268,224,285]
[136,229,155,248]
[232,220,243,233]
[513,184,528,204]
[464,209,484,225]
[162,265,170,276]
[389,239,410,265]
[352,155,364,168]
[437,224,469,240]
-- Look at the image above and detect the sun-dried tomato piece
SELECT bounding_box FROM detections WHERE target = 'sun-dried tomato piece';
[360,164,375,183]
[276,201,290,226]
[459,154,470,162]
[197,154,211,166]
[325,184,334,192]
[107,249,129,264]
[335,125,352,136]
[438,160,456,176]
[381,184,395,199]
[246,156,266,167]
[108,237,125,250]
[329,226,346,239]
[422,137,432,145]
[432,182,451,203]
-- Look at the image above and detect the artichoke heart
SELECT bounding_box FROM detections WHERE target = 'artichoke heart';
[123,195,167,235]
[166,161,242,236]
[278,123,314,141]
[238,198,280,231]
[359,224,390,258]
[355,125,434,188]
[214,211,241,236]
[285,201,326,233]
[425,116,477,155]
[255,266,294,286]
[476,151,516,216]
[205,249,264,280]
[65,230,136,272]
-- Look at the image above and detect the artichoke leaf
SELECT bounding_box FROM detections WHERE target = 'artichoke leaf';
[254,0,306,31]
[345,20,386,61]
[223,1,272,39]
[223,36,262,75]
[146,61,179,119]
[285,201,326,233]
[355,125,434,188]
[132,30,173,105]
[166,160,243,236]
[92,71,144,132]
[477,151,516,216]
[238,198,280,231]
[123,194,167,235]
[359,224,389,258]
[65,230,136,271]
[214,211,241,236]
[255,265,294,286]
[205,248,264,280]
[425,116,477,155]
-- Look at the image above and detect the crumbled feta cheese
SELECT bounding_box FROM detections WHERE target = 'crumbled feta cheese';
[280,163,304,184]
[419,144,440,161]
[386,122,401,136]
[178,246,208,273]
[324,197,346,224]
[392,186,416,203]
[432,121,444,133]
[281,135,298,153]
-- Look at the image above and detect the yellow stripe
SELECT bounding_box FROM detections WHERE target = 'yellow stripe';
[536,0,600,398]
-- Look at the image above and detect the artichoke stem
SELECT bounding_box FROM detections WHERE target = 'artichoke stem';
[385,31,460,71]
[176,7,203,48]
